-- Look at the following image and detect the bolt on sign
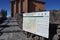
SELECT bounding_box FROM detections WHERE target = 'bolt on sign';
[23,11,50,38]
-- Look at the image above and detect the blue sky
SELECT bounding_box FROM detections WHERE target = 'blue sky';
[43,0,60,10]
[0,0,10,17]
[0,0,60,17]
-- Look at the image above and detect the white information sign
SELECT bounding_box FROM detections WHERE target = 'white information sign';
[23,11,50,38]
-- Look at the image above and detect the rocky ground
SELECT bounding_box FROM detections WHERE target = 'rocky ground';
[0,17,44,40]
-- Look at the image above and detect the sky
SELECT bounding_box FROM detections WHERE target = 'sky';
[0,0,60,17]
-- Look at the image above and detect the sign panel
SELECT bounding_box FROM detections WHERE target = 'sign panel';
[23,11,50,38]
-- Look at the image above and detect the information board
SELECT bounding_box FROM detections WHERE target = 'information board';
[23,11,50,38]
